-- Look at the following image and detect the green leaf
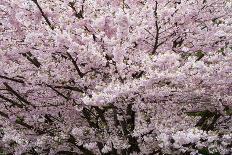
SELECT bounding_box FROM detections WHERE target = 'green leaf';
[15,116,24,123]
[198,147,210,155]
[225,108,232,116]
[218,48,226,56]
[186,110,214,117]
[195,50,205,61]
[198,147,220,155]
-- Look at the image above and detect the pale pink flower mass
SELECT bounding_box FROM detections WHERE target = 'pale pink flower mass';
[0,0,231,154]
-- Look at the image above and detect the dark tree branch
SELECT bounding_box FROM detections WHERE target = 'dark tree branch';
[172,36,184,49]
[126,104,140,153]
[103,54,125,83]
[68,1,84,19]
[0,112,61,139]
[94,107,108,127]
[0,94,23,108]
[132,71,144,79]
[15,118,34,130]
[82,107,100,129]
[52,85,85,93]
[21,52,41,68]
[66,52,84,78]
[84,26,98,42]
[0,75,24,83]
[152,1,160,54]
[81,107,111,154]
[68,134,94,155]
[103,104,140,154]
[47,85,70,100]
[0,111,9,118]
[0,111,35,131]
[31,0,54,30]
[56,151,78,155]
[3,82,34,108]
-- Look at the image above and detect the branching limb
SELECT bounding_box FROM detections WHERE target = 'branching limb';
[21,52,41,68]
[68,134,95,155]
[152,1,160,54]
[0,75,24,83]
[3,82,35,108]
[31,0,54,30]
[66,52,84,78]
[0,93,24,108]
[68,1,84,19]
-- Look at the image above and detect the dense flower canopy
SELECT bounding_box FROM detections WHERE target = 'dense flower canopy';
[0,0,232,154]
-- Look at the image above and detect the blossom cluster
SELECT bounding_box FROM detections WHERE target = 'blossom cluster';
[0,0,231,154]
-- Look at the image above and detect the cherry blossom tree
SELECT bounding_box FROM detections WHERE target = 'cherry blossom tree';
[0,0,231,154]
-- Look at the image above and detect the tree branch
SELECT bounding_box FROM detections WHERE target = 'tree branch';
[68,1,84,19]
[31,0,54,30]
[152,1,160,54]
[47,85,70,100]
[66,52,84,78]
[3,82,34,108]
[21,52,41,68]
[68,134,95,155]
[0,75,24,83]
[52,85,85,93]
[0,94,23,108]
